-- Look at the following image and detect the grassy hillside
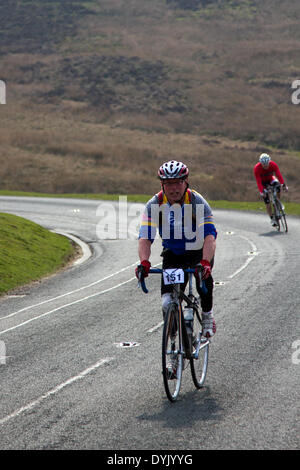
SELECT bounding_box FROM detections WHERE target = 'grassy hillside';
[1,0,300,202]
[0,213,76,295]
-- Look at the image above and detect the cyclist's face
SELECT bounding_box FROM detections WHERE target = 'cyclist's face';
[162,178,188,204]
[262,162,269,169]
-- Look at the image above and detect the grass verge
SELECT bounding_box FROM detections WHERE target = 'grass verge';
[209,200,300,217]
[0,192,298,295]
[1,191,300,215]
[0,213,75,295]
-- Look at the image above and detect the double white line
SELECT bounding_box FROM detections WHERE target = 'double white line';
[0,261,162,426]
[0,262,139,336]
[0,262,139,426]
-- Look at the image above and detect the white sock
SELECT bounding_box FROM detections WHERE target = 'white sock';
[202,310,213,316]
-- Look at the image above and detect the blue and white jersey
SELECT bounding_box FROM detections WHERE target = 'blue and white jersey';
[138,189,217,255]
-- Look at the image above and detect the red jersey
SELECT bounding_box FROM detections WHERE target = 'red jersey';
[253,161,284,193]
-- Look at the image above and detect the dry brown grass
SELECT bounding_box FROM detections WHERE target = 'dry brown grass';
[1,0,300,202]
[1,100,299,201]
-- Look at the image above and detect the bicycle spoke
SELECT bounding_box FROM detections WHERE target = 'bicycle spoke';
[162,304,183,402]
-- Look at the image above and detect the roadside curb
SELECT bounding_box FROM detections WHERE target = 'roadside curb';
[52,230,92,266]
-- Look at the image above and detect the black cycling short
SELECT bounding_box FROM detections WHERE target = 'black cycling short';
[262,180,281,204]
[161,248,214,313]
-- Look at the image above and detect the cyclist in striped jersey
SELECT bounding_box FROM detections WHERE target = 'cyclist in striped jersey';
[136,161,217,338]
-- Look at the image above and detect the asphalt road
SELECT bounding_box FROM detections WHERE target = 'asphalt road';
[0,196,299,450]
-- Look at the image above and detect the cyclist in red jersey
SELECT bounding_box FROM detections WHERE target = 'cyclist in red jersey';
[253,153,288,226]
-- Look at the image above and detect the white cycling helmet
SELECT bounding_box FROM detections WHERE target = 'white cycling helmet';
[158,160,189,180]
[259,153,271,165]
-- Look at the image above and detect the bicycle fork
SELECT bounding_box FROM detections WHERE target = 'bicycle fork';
[193,337,210,359]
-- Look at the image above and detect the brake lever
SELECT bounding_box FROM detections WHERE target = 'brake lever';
[137,270,148,294]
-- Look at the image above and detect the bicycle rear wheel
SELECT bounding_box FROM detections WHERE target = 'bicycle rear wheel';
[190,311,209,389]
[162,303,183,402]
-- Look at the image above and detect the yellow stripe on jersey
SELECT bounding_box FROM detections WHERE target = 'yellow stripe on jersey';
[198,221,215,227]
[141,221,158,227]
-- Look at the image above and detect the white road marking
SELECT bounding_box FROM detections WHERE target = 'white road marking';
[227,233,259,279]
[238,234,258,253]
[0,357,113,426]
[228,256,256,279]
[0,261,140,321]
[0,261,163,336]
[52,230,92,265]
[0,278,136,336]
[147,321,164,334]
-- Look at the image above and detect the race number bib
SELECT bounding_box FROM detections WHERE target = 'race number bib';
[163,268,185,285]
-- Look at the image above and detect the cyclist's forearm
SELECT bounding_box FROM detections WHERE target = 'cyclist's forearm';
[202,235,216,262]
[138,238,152,262]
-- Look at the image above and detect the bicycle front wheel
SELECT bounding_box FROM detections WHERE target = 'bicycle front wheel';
[162,303,183,402]
[275,199,288,233]
[272,202,281,231]
[190,311,209,389]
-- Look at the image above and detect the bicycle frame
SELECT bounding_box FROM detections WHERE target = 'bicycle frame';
[266,184,288,232]
[171,272,208,359]
[138,267,210,401]
[267,184,280,209]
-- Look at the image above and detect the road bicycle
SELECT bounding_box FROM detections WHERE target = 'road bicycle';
[266,184,288,232]
[138,267,210,402]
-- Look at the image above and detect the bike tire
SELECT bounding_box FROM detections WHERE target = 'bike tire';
[190,310,209,389]
[271,202,281,231]
[162,303,183,402]
[276,200,288,233]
